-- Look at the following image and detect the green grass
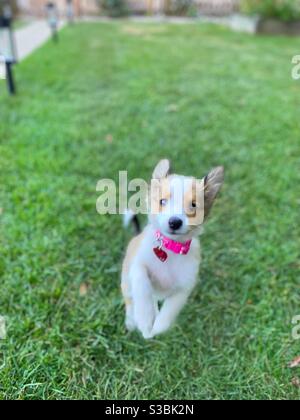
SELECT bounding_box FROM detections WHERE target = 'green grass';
[1,22,300,400]
[13,19,30,30]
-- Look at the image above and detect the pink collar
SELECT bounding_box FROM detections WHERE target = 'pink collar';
[155,230,192,256]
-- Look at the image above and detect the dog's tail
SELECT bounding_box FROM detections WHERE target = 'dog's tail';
[123,209,141,235]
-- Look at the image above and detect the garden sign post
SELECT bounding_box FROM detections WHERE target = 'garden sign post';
[66,0,74,25]
[0,6,17,96]
[46,2,59,42]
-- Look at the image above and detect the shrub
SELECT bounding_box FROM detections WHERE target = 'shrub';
[165,0,196,17]
[0,0,19,18]
[100,0,128,17]
[241,0,300,22]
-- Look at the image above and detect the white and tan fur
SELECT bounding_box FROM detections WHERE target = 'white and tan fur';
[121,160,224,339]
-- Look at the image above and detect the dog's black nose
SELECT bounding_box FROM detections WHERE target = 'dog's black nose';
[169,217,183,231]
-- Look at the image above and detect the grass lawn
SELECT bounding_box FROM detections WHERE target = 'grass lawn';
[0,21,300,400]
[13,19,30,30]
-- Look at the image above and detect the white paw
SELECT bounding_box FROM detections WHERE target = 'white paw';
[125,317,136,332]
[142,330,154,340]
[151,319,171,338]
[137,317,155,340]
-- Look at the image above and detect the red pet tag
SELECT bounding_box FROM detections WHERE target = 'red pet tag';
[153,247,168,262]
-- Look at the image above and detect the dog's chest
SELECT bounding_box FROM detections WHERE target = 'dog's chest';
[147,247,200,294]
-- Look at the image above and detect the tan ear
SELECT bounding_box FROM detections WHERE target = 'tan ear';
[152,159,171,180]
[204,166,224,218]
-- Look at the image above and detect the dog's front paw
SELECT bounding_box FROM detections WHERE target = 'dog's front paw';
[125,317,136,332]
[139,323,154,340]
[142,330,154,340]
[137,319,155,340]
[150,318,171,338]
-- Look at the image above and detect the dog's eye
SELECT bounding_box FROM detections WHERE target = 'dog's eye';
[160,199,168,206]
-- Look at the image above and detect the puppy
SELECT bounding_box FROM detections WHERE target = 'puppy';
[121,160,224,339]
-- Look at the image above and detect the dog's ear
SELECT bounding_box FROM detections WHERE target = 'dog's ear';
[152,159,171,180]
[204,166,224,218]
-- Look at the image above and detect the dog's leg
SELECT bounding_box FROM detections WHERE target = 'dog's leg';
[150,290,191,338]
[131,264,156,339]
[125,299,136,332]
[121,279,136,332]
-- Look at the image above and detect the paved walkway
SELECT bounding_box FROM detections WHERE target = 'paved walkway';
[15,20,65,61]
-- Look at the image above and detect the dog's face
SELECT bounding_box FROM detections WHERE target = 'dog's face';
[148,160,224,241]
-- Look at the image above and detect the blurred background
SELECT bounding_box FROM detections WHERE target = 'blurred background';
[2,0,300,43]
[4,0,300,24]
[13,0,239,17]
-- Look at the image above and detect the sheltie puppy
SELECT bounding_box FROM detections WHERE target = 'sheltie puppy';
[122,160,224,339]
